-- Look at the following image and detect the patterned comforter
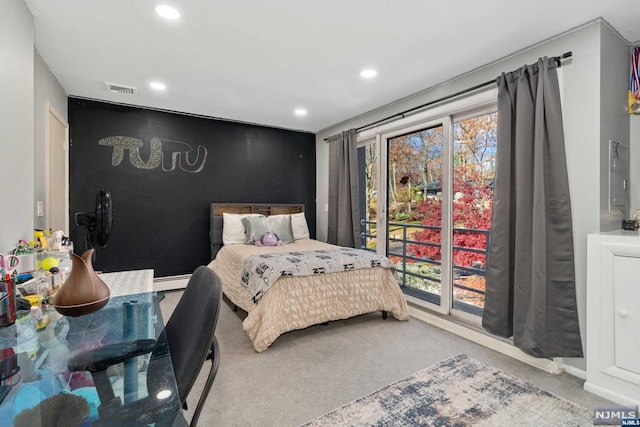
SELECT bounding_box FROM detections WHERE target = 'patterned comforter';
[242,248,395,303]
[208,239,409,352]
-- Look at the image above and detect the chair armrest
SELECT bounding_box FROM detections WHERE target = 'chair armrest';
[68,339,156,373]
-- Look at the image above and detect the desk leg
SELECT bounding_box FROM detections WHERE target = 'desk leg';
[123,301,138,404]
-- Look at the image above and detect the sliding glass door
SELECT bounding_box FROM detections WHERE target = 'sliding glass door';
[450,112,496,317]
[358,137,380,252]
[358,106,496,320]
[386,122,447,309]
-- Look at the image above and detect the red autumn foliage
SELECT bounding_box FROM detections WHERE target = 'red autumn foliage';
[407,175,492,268]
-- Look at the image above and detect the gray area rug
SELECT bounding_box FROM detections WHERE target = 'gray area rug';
[301,354,592,427]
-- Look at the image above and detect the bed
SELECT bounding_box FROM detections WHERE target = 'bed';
[207,203,409,352]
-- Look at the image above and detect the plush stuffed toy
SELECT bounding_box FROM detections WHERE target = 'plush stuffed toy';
[254,232,283,246]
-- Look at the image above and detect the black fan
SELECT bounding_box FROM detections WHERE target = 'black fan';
[75,190,113,254]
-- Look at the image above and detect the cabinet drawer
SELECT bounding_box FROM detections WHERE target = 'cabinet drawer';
[613,255,640,375]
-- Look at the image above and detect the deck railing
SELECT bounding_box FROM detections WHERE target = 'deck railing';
[361,219,489,314]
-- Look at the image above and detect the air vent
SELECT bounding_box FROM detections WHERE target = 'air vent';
[105,82,137,95]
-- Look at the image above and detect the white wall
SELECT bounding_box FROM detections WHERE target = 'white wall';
[34,50,68,230]
[630,100,640,214]
[599,25,631,232]
[316,20,616,371]
[0,0,34,252]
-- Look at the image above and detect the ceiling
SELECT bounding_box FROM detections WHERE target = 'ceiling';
[25,0,640,133]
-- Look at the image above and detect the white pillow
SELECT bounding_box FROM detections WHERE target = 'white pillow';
[291,212,311,240]
[272,212,310,240]
[222,213,264,245]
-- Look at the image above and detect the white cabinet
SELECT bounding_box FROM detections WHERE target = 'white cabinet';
[585,231,640,406]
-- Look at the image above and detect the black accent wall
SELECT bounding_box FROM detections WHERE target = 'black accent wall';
[68,98,316,277]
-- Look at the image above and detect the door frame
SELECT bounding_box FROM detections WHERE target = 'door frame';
[380,116,453,315]
[45,101,70,235]
[356,88,498,319]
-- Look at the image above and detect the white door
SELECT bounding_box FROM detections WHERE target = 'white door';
[46,103,69,234]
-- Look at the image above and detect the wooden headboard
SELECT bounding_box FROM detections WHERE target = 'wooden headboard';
[209,203,305,259]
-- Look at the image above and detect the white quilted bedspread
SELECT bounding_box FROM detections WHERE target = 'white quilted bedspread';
[208,239,409,352]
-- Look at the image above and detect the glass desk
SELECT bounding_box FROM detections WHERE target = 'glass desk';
[0,288,186,427]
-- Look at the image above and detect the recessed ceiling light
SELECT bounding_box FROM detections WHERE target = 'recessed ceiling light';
[155,5,181,20]
[294,108,307,116]
[360,69,377,79]
[149,81,167,91]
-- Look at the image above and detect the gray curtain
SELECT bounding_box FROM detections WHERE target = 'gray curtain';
[482,57,583,358]
[327,129,360,247]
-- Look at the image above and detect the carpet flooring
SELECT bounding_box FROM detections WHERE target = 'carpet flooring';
[301,353,592,426]
[159,291,611,426]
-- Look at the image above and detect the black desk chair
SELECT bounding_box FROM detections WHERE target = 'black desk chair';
[68,266,223,427]
[164,266,222,426]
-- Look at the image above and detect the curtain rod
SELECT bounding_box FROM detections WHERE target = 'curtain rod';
[325,51,572,140]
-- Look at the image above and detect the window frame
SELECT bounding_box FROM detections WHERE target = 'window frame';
[356,88,498,320]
